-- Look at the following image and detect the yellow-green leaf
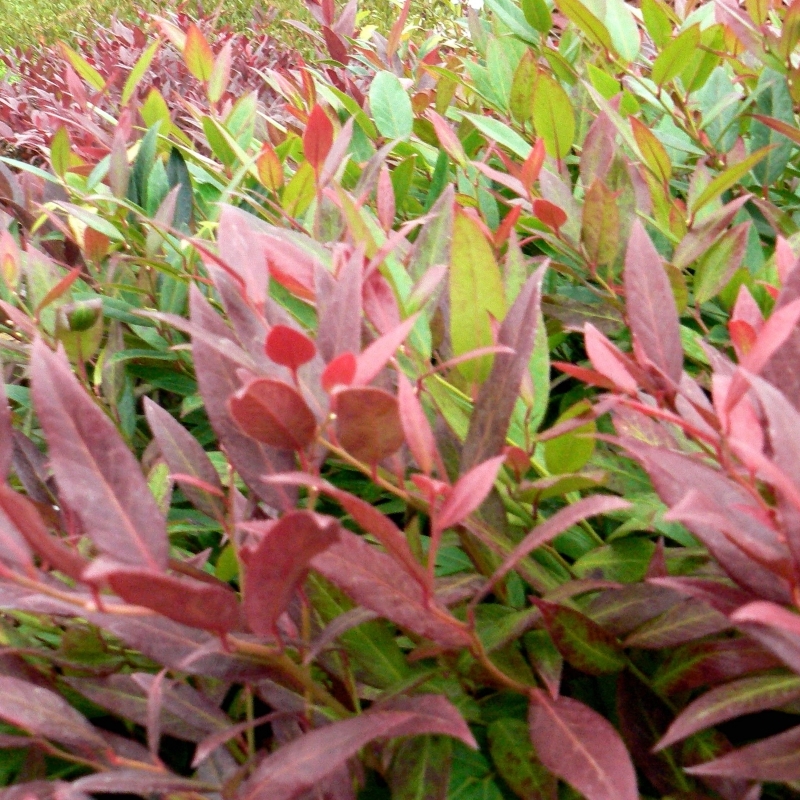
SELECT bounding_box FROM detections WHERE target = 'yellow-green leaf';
[184,23,214,82]
[122,39,160,106]
[59,43,104,91]
[532,74,575,159]
[652,24,701,86]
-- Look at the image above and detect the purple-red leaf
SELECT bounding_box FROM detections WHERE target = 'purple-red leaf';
[242,511,339,636]
[334,386,403,464]
[685,723,800,781]
[529,691,638,800]
[436,455,506,533]
[238,695,476,800]
[229,377,317,451]
[70,769,215,796]
[623,220,682,385]
[397,373,439,475]
[0,675,107,751]
[144,398,225,521]
[623,598,730,649]
[265,325,317,373]
[312,530,471,647]
[101,567,240,635]
[30,339,167,570]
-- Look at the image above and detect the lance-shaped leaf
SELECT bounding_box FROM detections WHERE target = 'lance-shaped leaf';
[239,695,475,800]
[144,398,225,520]
[229,377,317,452]
[389,735,453,800]
[354,313,419,386]
[436,455,506,533]
[0,376,11,481]
[30,339,167,570]
[623,221,682,385]
[70,770,216,796]
[304,105,334,173]
[0,675,107,751]
[623,598,730,649]
[335,387,404,464]
[685,723,800,781]
[242,511,340,636]
[397,373,439,476]
[528,690,638,800]
[533,599,627,675]
[461,267,545,471]
[316,251,362,363]
[98,566,240,635]
[582,180,619,267]
[488,718,557,800]
[184,23,214,81]
[657,673,800,751]
[312,529,472,647]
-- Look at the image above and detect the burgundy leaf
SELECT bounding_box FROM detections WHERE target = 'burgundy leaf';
[657,672,800,751]
[312,530,471,647]
[69,769,215,796]
[623,220,682,385]
[321,352,357,393]
[190,287,296,510]
[193,711,280,767]
[528,690,638,800]
[685,723,800,781]
[265,325,317,372]
[334,386,403,464]
[460,267,545,471]
[354,313,419,386]
[99,567,240,635]
[242,511,340,636]
[397,372,439,475]
[0,675,107,751]
[238,695,476,800]
[30,339,167,569]
[436,455,506,533]
[229,377,317,451]
[586,584,681,636]
[624,598,730,649]
[143,398,225,521]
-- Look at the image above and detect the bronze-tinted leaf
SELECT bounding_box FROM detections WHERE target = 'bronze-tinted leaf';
[335,387,403,463]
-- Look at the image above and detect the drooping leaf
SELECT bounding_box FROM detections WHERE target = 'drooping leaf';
[528,691,638,800]
[334,386,404,464]
[242,511,340,636]
[239,695,476,800]
[623,221,682,385]
[229,377,317,451]
[30,339,168,569]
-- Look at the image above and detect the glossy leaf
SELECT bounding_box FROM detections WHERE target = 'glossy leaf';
[528,691,638,800]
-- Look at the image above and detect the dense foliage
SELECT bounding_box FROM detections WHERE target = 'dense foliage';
[1,0,800,797]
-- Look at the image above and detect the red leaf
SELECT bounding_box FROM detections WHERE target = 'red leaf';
[685,723,800,781]
[229,377,317,451]
[533,199,567,230]
[397,373,439,475]
[100,567,240,635]
[239,695,476,800]
[528,691,638,800]
[265,325,317,373]
[334,387,404,464]
[0,675,107,752]
[144,398,225,521]
[657,673,800,752]
[30,339,168,570]
[521,138,546,190]
[312,530,471,647]
[436,455,506,533]
[354,313,419,385]
[623,220,683,385]
[242,511,339,636]
[321,352,357,392]
[304,105,334,173]
[184,23,214,81]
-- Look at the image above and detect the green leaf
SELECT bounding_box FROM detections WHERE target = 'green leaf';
[750,68,795,185]
[484,0,540,43]
[59,42,104,91]
[581,179,620,267]
[555,0,614,51]
[486,37,526,114]
[510,51,537,125]
[543,400,596,474]
[370,71,413,140]
[460,112,532,159]
[389,736,452,800]
[532,74,575,159]
[50,127,71,179]
[604,0,640,62]
[449,208,507,383]
[689,146,773,215]
[449,743,505,800]
[488,718,557,800]
[122,39,160,106]
[651,24,701,86]
[535,599,627,675]
[522,0,553,33]
[693,222,749,304]
[140,89,171,130]
[641,0,673,47]
[572,538,656,583]
[52,202,123,242]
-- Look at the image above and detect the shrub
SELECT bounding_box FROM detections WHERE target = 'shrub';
[1,0,800,798]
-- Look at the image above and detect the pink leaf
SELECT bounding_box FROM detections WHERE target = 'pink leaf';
[397,373,439,475]
[265,325,317,373]
[529,691,638,800]
[229,377,317,451]
[363,271,400,335]
[584,323,638,393]
[321,352,357,392]
[334,387,404,464]
[70,770,214,796]
[239,695,476,800]
[354,313,419,386]
[623,220,683,385]
[30,339,168,570]
[242,511,339,636]
[436,455,506,533]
